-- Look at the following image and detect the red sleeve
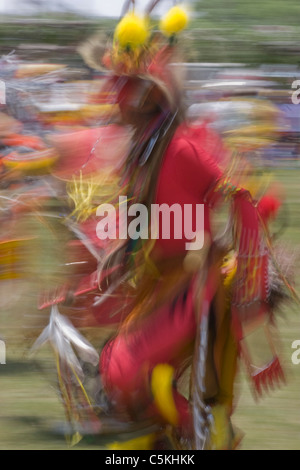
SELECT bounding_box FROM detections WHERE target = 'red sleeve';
[153,126,223,256]
[156,125,223,205]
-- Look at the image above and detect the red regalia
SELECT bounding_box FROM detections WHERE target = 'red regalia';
[30,0,297,450]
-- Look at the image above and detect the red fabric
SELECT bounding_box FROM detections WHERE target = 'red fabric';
[99,278,197,408]
[99,123,225,425]
[98,121,274,422]
[231,190,270,340]
[257,194,281,224]
[233,191,269,304]
[51,124,130,179]
[153,123,223,257]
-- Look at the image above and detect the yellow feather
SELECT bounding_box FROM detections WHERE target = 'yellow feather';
[114,13,149,50]
[151,364,179,427]
[160,5,189,37]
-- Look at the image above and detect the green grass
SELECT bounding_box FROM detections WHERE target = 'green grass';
[234,313,300,450]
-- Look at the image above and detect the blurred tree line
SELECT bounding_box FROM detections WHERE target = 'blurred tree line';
[0,0,299,66]
[187,0,300,65]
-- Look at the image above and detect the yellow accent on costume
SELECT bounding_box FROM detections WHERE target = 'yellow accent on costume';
[2,149,58,174]
[66,172,120,222]
[222,254,237,291]
[151,363,179,427]
[159,5,189,37]
[107,433,156,450]
[209,404,232,450]
[114,12,149,50]
[214,254,238,412]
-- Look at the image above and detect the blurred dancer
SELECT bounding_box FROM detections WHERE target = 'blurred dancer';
[33,1,294,450]
[80,3,290,450]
